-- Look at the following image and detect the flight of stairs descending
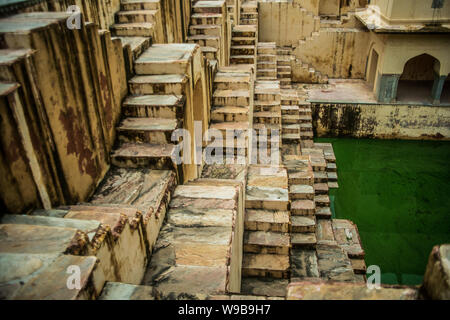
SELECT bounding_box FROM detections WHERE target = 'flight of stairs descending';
[111,0,164,43]
[240,0,258,25]
[209,66,255,162]
[230,24,257,65]
[257,42,277,80]
[188,0,230,67]
[112,43,204,184]
[141,178,245,298]
[241,165,290,298]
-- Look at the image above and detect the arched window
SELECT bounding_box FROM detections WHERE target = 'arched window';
[396,54,440,103]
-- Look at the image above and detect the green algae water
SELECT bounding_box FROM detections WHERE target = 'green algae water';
[315,137,450,285]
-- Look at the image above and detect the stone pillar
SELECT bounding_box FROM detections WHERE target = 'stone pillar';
[431,73,447,105]
[376,74,400,103]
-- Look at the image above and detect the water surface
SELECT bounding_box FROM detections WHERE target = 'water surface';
[316,137,450,285]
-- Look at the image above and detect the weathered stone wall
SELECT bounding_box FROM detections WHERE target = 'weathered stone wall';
[258,1,320,46]
[311,102,450,140]
[0,0,121,29]
[0,12,128,213]
[292,28,369,80]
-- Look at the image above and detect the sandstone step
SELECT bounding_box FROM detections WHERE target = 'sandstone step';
[122,94,185,119]
[244,231,290,255]
[253,123,282,136]
[298,114,312,122]
[134,44,196,75]
[193,0,225,14]
[111,142,177,171]
[254,100,281,112]
[232,24,257,37]
[213,89,250,106]
[282,133,300,143]
[257,61,277,70]
[328,181,339,189]
[111,22,154,37]
[241,18,258,25]
[209,121,250,135]
[327,162,337,172]
[246,186,289,211]
[281,105,299,115]
[115,36,152,59]
[117,117,178,144]
[282,114,300,124]
[0,224,88,256]
[291,200,315,215]
[242,253,290,279]
[314,183,329,195]
[300,123,313,132]
[116,10,158,23]
[351,258,367,275]
[316,244,358,282]
[245,209,290,233]
[316,207,332,219]
[129,75,188,95]
[332,219,365,259]
[288,171,314,186]
[189,24,222,36]
[0,214,101,242]
[241,12,258,19]
[316,218,336,245]
[143,182,243,296]
[187,34,220,48]
[328,172,338,182]
[291,232,317,249]
[200,46,219,60]
[253,111,281,124]
[257,69,277,78]
[282,124,300,134]
[99,282,155,300]
[313,171,328,183]
[301,131,314,140]
[214,72,251,90]
[191,13,223,25]
[241,277,288,297]
[230,55,256,64]
[88,167,176,247]
[0,253,100,299]
[211,106,249,122]
[121,0,160,11]
[289,184,314,200]
[290,249,320,280]
[291,216,316,233]
[287,281,418,300]
[231,37,256,45]
[298,106,312,115]
[231,45,255,55]
[315,194,330,207]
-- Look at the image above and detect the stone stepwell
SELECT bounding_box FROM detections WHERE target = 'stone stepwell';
[0,0,448,301]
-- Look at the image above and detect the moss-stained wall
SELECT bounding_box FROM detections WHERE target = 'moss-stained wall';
[312,102,450,140]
